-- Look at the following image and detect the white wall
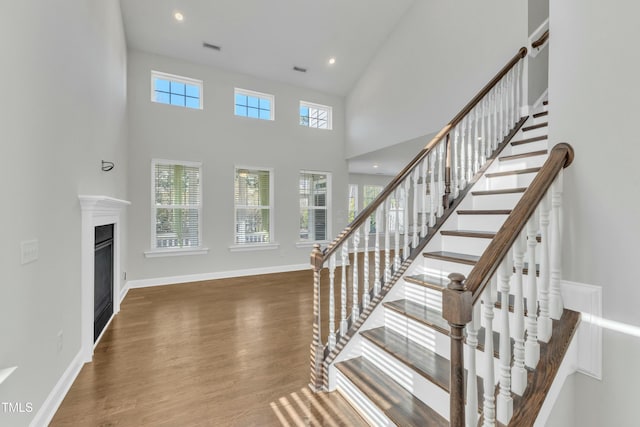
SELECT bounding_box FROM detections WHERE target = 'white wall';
[549,1,640,425]
[0,0,128,425]
[126,50,348,282]
[345,0,527,159]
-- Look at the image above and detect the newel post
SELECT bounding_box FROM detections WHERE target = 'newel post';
[443,272,473,427]
[309,244,325,391]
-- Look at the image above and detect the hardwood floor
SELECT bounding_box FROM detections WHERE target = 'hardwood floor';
[51,271,368,427]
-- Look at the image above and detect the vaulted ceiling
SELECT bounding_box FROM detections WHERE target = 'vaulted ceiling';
[120,0,416,96]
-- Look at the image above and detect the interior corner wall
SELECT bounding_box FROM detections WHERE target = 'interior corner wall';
[549,1,640,426]
[345,0,527,159]
[126,50,347,282]
[0,0,128,425]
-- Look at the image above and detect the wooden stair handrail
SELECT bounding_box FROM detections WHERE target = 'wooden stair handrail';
[319,46,528,262]
[532,30,549,49]
[466,143,574,304]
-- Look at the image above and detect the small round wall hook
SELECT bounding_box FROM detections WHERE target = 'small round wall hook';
[101,160,115,172]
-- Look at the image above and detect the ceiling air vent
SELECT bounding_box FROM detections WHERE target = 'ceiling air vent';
[202,42,221,51]
[293,66,307,73]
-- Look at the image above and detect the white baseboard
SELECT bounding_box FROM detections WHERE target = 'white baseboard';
[127,263,310,289]
[119,281,130,305]
[561,279,602,380]
[30,351,84,427]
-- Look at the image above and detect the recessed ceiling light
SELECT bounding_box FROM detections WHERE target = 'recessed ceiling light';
[174,12,184,22]
[328,57,336,65]
[373,164,379,169]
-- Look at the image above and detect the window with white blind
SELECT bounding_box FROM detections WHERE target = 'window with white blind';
[363,185,383,233]
[147,159,206,257]
[348,184,358,223]
[299,171,331,244]
[388,187,406,233]
[233,167,275,249]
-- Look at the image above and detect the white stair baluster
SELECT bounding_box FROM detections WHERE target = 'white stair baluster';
[465,302,481,427]
[421,159,428,236]
[538,192,552,342]
[473,107,480,174]
[480,98,487,164]
[452,126,460,198]
[482,276,497,427]
[511,232,527,395]
[429,153,436,227]
[493,87,499,150]
[394,189,401,270]
[497,252,514,424]
[459,118,467,188]
[412,167,419,248]
[404,178,410,258]
[340,243,348,336]
[328,253,337,350]
[374,206,381,295]
[352,228,360,319]
[525,214,540,368]
[363,216,371,308]
[384,198,391,283]
[550,169,564,319]
[466,113,473,182]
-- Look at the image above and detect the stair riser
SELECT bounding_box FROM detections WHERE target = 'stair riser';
[457,213,509,232]
[498,154,547,172]
[421,258,474,277]
[486,173,537,190]
[517,125,548,139]
[441,235,491,256]
[336,372,394,427]
[510,139,549,156]
[385,309,450,358]
[362,341,450,420]
[405,282,443,311]
[472,192,524,210]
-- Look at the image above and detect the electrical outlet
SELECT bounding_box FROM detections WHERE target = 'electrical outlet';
[57,331,63,353]
[20,240,39,265]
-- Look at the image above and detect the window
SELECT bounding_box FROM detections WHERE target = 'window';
[388,188,406,233]
[300,101,332,129]
[348,184,358,223]
[149,160,203,255]
[299,172,331,243]
[151,71,202,109]
[234,167,274,246]
[234,88,274,120]
[363,185,383,233]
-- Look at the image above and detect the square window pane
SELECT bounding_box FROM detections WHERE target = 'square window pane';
[300,106,309,117]
[300,116,309,126]
[318,119,328,129]
[259,98,271,111]
[186,97,200,109]
[235,93,247,106]
[235,105,247,116]
[170,94,185,106]
[155,91,170,104]
[247,96,259,108]
[236,208,270,243]
[248,107,259,118]
[170,81,186,95]
[259,109,271,120]
[154,78,170,92]
[310,118,318,128]
[186,84,200,98]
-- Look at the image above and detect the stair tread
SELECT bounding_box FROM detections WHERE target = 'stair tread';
[471,187,527,196]
[511,135,548,146]
[405,273,449,290]
[485,167,541,178]
[423,251,480,266]
[441,229,496,239]
[457,209,512,215]
[336,357,448,427]
[532,111,548,118]
[522,122,548,132]
[384,299,450,334]
[499,150,548,162]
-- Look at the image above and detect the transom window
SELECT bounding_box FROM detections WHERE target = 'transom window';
[300,101,332,130]
[234,88,274,120]
[299,172,331,242]
[151,160,202,251]
[151,71,202,109]
[234,167,274,244]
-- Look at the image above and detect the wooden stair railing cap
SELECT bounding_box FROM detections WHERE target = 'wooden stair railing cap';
[464,143,574,304]
[318,46,529,262]
[532,30,550,49]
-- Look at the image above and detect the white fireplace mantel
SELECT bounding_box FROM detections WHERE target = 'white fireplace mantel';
[79,195,130,362]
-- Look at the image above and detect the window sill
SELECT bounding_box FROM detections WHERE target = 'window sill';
[295,240,330,248]
[228,243,280,252]
[144,247,209,258]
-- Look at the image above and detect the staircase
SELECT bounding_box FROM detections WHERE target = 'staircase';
[309,45,580,427]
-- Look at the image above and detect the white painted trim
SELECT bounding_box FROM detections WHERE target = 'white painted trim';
[299,100,333,130]
[228,243,280,252]
[127,263,309,289]
[119,280,130,305]
[529,18,549,58]
[29,351,83,427]
[533,88,549,110]
[93,313,116,349]
[151,70,204,110]
[561,280,602,380]
[144,247,209,258]
[296,240,330,248]
[79,195,130,363]
[234,87,275,120]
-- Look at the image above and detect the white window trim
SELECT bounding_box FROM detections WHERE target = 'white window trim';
[298,170,332,245]
[234,88,275,121]
[151,70,204,110]
[300,100,333,130]
[230,165,277,251]
[147,159,208,258]
[348,183,359,224]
